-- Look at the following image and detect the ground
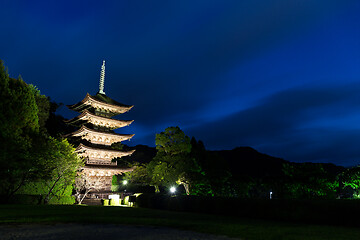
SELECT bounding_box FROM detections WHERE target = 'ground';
[1,204,360,240]
[0,223,238,240]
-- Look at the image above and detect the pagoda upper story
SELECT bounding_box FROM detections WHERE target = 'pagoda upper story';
[66,60,135,167]
[68,126,134,146]
[66,109,134,130]
[67,92,133,117]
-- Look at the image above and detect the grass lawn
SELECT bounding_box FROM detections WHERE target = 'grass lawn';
[0,204,359,240]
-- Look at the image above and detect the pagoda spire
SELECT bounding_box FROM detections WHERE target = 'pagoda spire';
[99,60,106,94]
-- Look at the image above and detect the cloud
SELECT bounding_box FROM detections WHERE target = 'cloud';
[188,83,360,165]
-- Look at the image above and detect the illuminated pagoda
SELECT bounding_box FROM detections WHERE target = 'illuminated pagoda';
[66,60,135,198]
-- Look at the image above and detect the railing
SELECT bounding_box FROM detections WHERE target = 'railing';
[86,159,117,165]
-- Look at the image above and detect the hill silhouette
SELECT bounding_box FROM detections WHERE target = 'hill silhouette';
[124,145,345,179]
[212,147,288,178]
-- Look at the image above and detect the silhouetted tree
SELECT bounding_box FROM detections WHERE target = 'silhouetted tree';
[190,137,232,196]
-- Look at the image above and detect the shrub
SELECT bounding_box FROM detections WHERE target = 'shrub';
[102,199,109,206]
[8,194,40,205]
[48,196,75,205]
[109,198,120,206]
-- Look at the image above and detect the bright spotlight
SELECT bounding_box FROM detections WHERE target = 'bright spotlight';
[123,180,128,185]
[170,186,176,193]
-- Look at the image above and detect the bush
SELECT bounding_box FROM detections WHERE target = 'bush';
[48,196,75,205]
[102,199,109,206]
[123,196,129,205]
[8,194,40,205]
[109,198,120,206]
[111,185,120,192]
[3,194,75,205]
[16,181,75,205]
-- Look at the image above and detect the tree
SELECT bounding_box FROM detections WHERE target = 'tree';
[282,163,338,199]
[29,85,50,132]
[0,60,40,199]
[0,62,39,138]
[0,60,83,204]
[190,137,232,196]
[74,171,104,204]
[125,163,152,185]
[148,126,202,195]
[45,101,76,137]
[340,166,360,198]
[37,137,83,204]
[155,126,191,155]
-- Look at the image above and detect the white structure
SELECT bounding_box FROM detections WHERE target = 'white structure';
[99,60,106,94]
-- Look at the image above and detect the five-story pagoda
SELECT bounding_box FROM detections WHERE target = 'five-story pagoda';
[66,61,134,198]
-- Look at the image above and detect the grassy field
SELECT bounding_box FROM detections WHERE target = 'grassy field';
[1,204,360,240]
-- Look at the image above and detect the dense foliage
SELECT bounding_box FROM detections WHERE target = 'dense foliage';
[0,60,82,204]
[0,62,39,199]
[126,127,210,195]
[340,166,360,198]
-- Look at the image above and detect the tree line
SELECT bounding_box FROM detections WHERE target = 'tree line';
[120,126,360,199]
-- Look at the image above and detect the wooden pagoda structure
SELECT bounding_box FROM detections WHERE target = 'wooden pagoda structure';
[66,60,134,198]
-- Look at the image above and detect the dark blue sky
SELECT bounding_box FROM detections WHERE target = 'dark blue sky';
[2,1,360,166]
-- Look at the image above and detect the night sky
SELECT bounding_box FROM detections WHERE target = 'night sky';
[2,1,360,166]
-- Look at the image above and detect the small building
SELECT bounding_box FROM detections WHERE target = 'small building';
[66,60,134,199]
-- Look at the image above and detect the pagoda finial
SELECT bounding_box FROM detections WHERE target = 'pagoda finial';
[99,60,106,94]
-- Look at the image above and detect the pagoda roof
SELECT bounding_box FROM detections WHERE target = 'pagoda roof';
[65,110,133,130]
[67,93,133,115]
[76,143,135,158]
[66,125,134,143]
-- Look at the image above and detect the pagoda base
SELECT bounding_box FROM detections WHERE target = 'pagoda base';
[81,198,102,206]
[86,191,115,200]
[80,191,130,200]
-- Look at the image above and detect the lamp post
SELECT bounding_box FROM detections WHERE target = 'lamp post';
[123,180,128,200]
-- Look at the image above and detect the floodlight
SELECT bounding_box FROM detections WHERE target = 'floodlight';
[170,186,176,193]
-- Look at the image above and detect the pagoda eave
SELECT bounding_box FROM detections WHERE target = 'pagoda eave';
[65,125,134,145]
[65,110,134,129]
[82,165,134,171]
[81,165,134,177]
[76,143,135,158]
[68,93,133,115]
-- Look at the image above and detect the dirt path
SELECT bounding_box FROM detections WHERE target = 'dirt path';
[0,223,240,240]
